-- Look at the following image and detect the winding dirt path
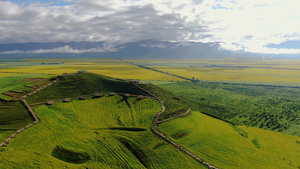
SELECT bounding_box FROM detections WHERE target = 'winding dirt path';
[0,77,59,147]
[132,82,218,169]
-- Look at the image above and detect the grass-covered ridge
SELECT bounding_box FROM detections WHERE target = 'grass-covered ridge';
[0,95,206,169]
[25,72,151,104]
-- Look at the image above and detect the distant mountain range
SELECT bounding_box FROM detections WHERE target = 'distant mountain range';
[0,40,295,59]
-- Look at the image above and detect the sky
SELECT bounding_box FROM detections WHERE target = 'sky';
[0,0,299,54]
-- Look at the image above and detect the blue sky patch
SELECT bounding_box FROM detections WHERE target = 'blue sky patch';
[266,40,300,49]
[212,4,233,10]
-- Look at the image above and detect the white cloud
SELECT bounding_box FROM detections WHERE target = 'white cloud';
[198,0,300,54]
[140,43,167,49]
[0,45,117,54]
[0,0,299,54]
[32,45,104,53]
[0,1,21,16]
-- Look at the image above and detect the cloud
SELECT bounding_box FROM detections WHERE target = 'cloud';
[0,0,299,54]
[0,0,206,44]
[140,43,167,49]
[198,0,300,54]
[0,45,117,54]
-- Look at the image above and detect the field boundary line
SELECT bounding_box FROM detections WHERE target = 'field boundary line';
[131,82,218,169]
[120,59,204,82]
[0,75,60,147]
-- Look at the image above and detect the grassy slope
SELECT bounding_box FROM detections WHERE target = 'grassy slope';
[25,73,150,104]
[0,73,52,142]
[138,83,192,120]
[0,101,34,142]
[157,111,300,169]
[0,96,206,169]
[0,101,34,129]
[156,81,300,136]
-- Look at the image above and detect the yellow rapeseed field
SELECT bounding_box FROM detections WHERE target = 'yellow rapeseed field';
[1,60,184,81]
[152,66,300,83]
[126,59,300,69]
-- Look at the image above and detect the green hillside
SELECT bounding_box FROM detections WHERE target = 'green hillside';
[25,72,151,104]
[0,101,34,130]
[2,72,299,169]
[0,96,206,169]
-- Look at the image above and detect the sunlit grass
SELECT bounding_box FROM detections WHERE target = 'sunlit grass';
[157,111,300,169]
[0,96,206,169]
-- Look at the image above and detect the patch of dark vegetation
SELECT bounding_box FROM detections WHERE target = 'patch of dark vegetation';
[119,138,149,168]
[92,94,103,98]
[134,98,143,103]
[63,98,70,102]
[46,100,54,105]
[0,147,7,152]
[78,96,87,100]
[296,140,300,145]
[0,129,15,132]
[231,125,248,138]
[109,92,115,96]
[172,132,187,139]
[0,101,34,129]
[199,111,234,125]
[51,145,90,164]
[116,117,124,126]
[153,142,166,149]
[0,98,7,103]
[117,95,131,108]
[25,72,150,104]
[109,127,147,131]
[251,139,260,149]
